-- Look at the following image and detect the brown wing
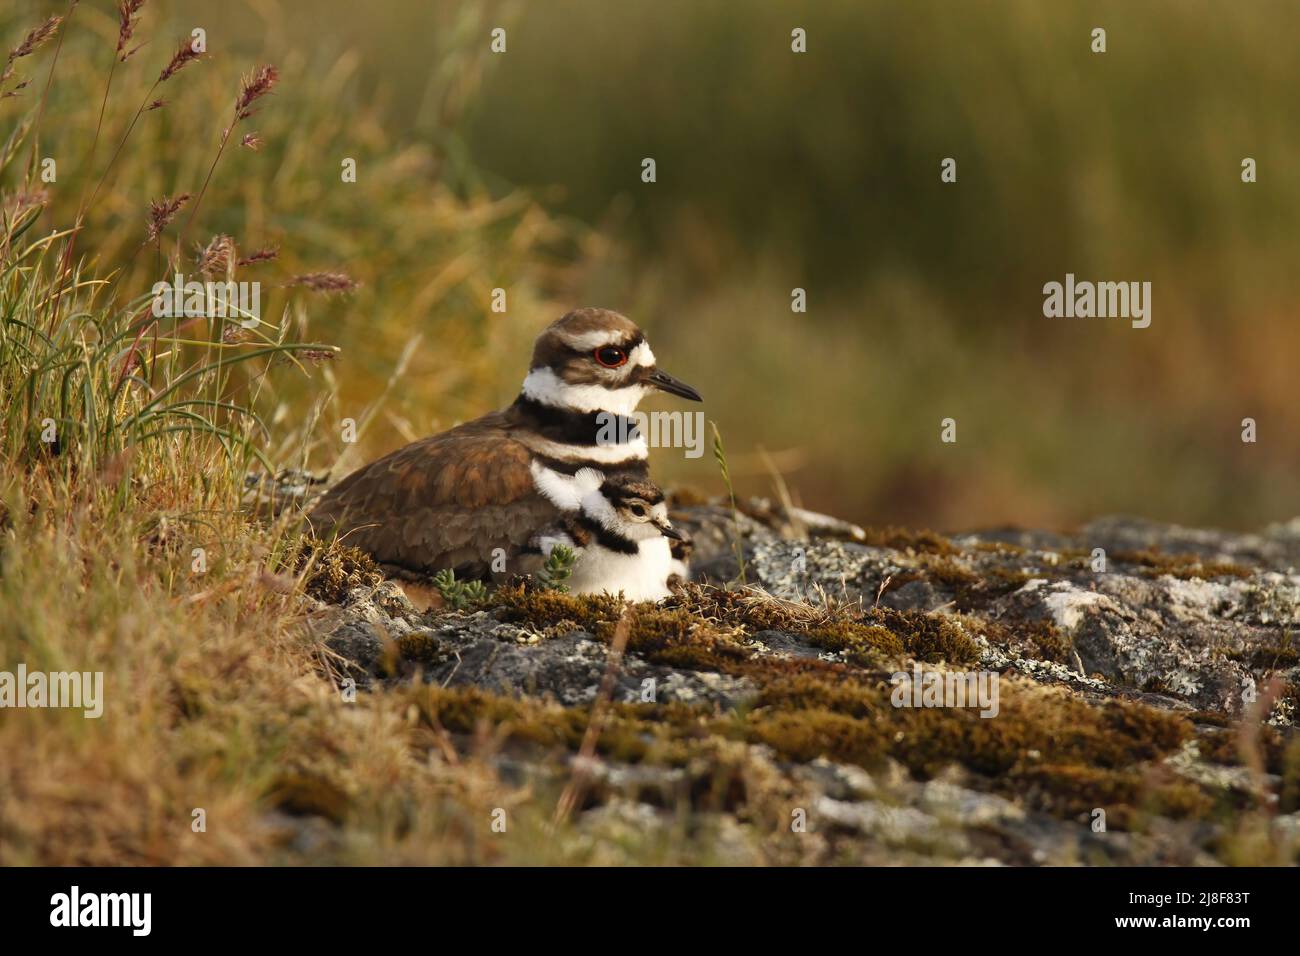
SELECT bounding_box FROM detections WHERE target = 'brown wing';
[308,412,561,578]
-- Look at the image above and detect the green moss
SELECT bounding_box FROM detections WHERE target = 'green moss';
[491,583,624,632]
[666,583,979,665]
[965,614,1072,663]
[491,584,748,672]
[395,632,453,668]
[865,606,981,664]
[895,557,1036,613]
[741,667,1198,822]
[743,708,888,766]
[802,622,905,664]
[300,539,385,604]
[1113,549,1253,580]
[986,566,1035,590]
[971,540,1027,556]
[916,555,980,587]
[1024,619,1072,663]
[1227,632,1300,671]
[751,668,883,720]
[410,626,1203,828]
[1009,764,1212,824]
[860,526,959,555]
[458,582,1214,830]
[265,772,351,823]
[502,581,982,667]
[412,684,711,766]
[1197,723,1295,776]
[1196,728,1239,766]
[664,583,836,632]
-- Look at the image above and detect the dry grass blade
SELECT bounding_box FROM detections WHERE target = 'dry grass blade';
[180,63,277,245]
[553,606,632,826]
[710,419,748,584]
[237,245,277,266]
[1238,675,1285,806]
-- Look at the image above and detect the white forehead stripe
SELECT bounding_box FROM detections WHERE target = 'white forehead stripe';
[558,329,635,352]
[555,330,655,367]
[521,367,648,415]
[629,341,656,367]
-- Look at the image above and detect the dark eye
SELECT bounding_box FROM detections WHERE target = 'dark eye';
[630,503,646,517]
[594,346,628,368]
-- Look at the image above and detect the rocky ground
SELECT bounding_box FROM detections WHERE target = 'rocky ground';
[300,496,1300,865]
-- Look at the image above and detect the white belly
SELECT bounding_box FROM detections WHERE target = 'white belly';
[567,537,673,602]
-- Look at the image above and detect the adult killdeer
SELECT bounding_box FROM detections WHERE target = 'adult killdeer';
[309,308,702,591]
[531,469,683,601]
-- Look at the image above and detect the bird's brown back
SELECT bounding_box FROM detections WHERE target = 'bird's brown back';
[308,410,562,578]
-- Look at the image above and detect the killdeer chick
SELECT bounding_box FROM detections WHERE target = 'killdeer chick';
[531,470,683,601]
[309,308,702,592]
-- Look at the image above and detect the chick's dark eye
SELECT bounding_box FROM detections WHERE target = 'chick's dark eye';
[630,504,646,517]
[594,346,628,368]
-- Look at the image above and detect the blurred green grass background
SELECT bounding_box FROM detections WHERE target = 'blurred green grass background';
[19,0,1300,530]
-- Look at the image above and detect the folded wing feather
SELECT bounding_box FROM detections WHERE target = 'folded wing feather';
[308,412,563,579]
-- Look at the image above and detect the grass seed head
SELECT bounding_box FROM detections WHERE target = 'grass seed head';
[115,1,146,61]
[145,192,191,243]
[158,37,204,82]
[235,64,278,120]
[288,271,358,294]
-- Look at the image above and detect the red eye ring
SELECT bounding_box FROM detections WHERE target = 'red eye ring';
[594,346,628,368]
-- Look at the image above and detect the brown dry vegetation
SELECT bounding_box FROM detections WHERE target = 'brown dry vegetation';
[0,2,578,865]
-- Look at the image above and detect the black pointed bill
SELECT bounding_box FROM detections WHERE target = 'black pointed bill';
[655,521,685,541]
[647,369,702,402]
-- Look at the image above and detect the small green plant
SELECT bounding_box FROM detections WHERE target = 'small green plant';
[431,568,487,609]
[538,544,576,592]
[710,420,747,584]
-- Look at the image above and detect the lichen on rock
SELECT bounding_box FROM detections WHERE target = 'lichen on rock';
[305,498,1300,864]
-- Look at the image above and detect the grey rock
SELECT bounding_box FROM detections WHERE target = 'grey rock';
[310,502,1300,865]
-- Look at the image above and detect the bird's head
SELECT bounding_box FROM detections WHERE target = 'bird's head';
[522,308,702,415]
[579,471,681,543]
